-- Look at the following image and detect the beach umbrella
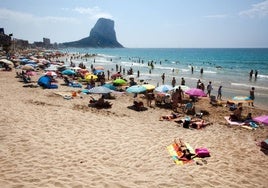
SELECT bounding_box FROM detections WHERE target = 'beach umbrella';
[70,67,81,71]
[142,84,156,90]
[127,74,135,78]
[155,85,173,93]
[88,86,112,94]
[103,83,116,90]
[185,88,207,97]
[45,65,58,71]
[253,115,268,125]
[21,65,35,71]
[174,85,190,91]
[126,85,147,94]
[94,69,104,75]
[94,66,104,70]
[113,78,127,85]
[232,96,253,103]
[45,71,57,77]
[85,74,98,80]
[0,59,14,67]
[79,69,89,74]
[111,73,122,79]
[62,69,75,75]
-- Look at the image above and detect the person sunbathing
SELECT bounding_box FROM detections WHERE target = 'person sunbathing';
[160,113,181,121]
[190,118,211,129]
[174,138,197,160]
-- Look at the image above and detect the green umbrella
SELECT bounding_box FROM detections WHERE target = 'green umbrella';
[113,78,127,85]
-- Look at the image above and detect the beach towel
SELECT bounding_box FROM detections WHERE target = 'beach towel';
[167,143,197,165]
[224,116,244,126]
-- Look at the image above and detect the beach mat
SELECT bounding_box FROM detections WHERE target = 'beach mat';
[167,143,196,165]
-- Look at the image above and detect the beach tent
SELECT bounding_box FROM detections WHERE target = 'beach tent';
[38,75,58,89]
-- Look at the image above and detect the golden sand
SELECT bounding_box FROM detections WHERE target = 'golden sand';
[0,69,267,188]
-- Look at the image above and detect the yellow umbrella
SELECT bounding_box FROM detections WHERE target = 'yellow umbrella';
[85,74,98,80]
[142,84,156,90]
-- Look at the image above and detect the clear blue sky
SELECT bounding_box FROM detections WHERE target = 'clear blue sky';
[1,0,268,48]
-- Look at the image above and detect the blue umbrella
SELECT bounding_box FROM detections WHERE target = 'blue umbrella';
[94,69,104,75]
[103,83,116,90]
[126,85,147,94]
[232,96,253,103]
[62,69,76,75]
[155,85,174,93]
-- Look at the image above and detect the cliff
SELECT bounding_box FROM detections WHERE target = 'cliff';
[61,18,123,48]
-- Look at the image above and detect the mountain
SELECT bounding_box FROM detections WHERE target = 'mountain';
[61,18,124,48]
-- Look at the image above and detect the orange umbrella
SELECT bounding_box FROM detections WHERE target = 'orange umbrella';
[95,66,105,70]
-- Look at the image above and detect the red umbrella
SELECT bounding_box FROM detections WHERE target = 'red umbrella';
[111,73,122,79]
[185,88,207,97]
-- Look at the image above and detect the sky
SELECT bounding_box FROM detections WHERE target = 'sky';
[0,0,268,48]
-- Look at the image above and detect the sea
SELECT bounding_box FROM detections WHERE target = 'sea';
[60,48,268,109]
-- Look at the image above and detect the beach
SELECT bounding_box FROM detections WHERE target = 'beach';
[0,61,268,188]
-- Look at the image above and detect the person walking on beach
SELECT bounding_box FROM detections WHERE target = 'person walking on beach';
[181,77,185,85]
[249,87,255,107]
[171,77,176,87]
[161,73,165,84]
[206,81,213,97]
[217,86,222,100]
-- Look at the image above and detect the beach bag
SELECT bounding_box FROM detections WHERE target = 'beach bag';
[195,148,210,158]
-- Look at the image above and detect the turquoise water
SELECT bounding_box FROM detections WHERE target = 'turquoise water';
[61,48,268,109]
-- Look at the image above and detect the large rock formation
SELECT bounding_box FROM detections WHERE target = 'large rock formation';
[62,18,123,48]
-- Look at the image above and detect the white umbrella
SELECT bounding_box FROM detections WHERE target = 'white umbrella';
[0,59,14,67]
[174,85,190,91]
[88,86,112,94]
[45,65,59,71]
[70,67,81,71]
